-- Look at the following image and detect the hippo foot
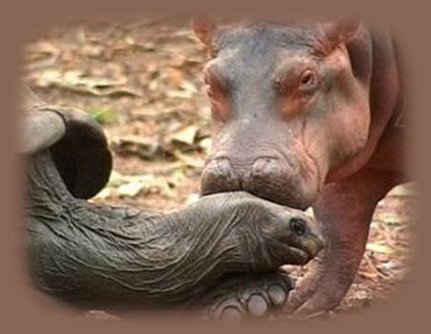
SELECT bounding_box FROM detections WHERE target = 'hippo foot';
[199,270,293,323]
[284,259,346,317]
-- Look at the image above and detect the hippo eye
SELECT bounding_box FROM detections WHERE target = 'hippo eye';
[299,69,318,92]
[290,218,307,236]
[205,84,215,98]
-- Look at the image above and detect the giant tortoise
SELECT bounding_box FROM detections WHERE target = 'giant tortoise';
[22,87,323,321]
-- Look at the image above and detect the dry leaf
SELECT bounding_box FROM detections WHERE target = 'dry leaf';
[366,243,401,255]
[388,184,416,197]
[110,135,163,160]
[169,125,199,145]
[95,171,173,199]
[29,69,141,97]
[173,150,205,169]
[25,41,60,70]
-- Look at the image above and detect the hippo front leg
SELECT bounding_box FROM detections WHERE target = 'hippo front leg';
[285,168,400,316]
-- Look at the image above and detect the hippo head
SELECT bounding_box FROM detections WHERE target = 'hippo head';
[194,17,372,209]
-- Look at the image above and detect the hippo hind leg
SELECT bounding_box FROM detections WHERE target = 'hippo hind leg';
[197,270,292,323]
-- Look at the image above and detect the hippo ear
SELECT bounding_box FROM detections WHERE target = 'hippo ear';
[320,15,360,53]
[191,16,218,46]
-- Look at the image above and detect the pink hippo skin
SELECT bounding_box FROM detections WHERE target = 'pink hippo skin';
[193,16,405,315]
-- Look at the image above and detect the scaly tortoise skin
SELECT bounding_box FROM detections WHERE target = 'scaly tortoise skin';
[23,87,323,321]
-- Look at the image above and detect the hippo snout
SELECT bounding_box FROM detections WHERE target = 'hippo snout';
[200,157,241,193]
[201,155,314,209]
[250,157,286,180]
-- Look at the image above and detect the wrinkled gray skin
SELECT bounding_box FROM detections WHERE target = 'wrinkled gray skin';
[24,89,323,321]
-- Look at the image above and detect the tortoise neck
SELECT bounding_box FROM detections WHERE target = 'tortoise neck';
[26,150,74,211]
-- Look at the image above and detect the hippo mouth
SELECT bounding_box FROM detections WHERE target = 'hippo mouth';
[201,153,321,210]
[286,247,310,265]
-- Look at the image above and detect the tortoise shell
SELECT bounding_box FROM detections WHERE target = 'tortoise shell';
[22,86,112,199]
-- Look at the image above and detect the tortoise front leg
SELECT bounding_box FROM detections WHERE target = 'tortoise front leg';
[198,270,292,322]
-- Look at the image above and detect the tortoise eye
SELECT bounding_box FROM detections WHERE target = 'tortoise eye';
[290,217,307,236]
[299,69,318,92]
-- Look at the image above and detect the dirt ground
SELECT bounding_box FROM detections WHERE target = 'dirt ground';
[23,16,416,318]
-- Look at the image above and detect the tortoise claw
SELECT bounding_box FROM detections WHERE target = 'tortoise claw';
[198,271,292,323]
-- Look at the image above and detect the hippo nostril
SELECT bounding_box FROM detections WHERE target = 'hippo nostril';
[203,157,236,180]
[251,157,281,177]
[215,158,235,178]
[201,157,242,194]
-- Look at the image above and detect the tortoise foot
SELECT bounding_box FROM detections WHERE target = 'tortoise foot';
[200,270,293,323]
